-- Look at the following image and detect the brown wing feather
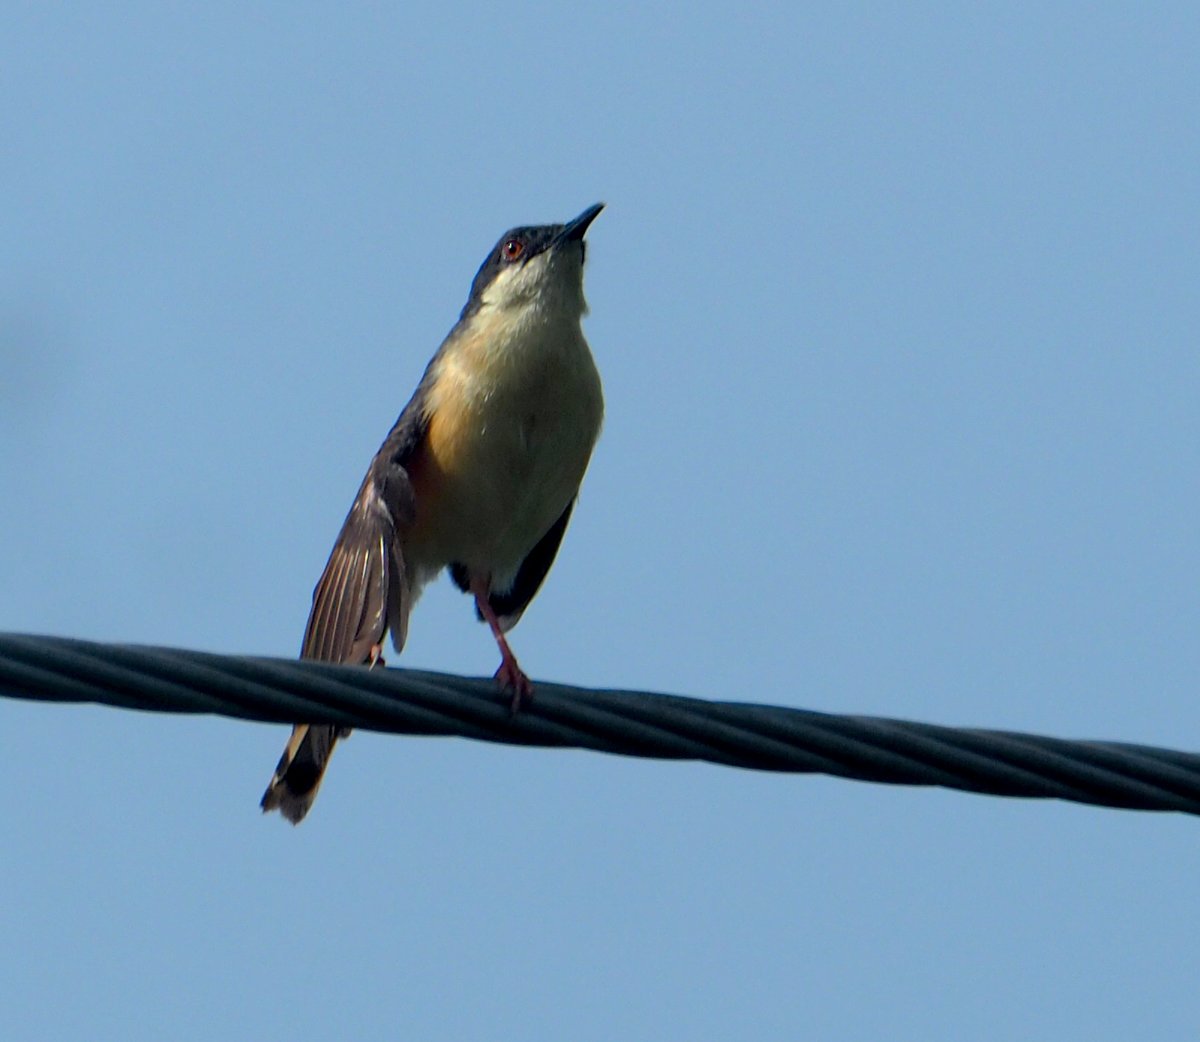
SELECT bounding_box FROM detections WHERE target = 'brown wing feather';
[262,406,427,823]
[302,474,410,663]
[300,411,426,665]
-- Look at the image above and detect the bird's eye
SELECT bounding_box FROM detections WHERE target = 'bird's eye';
[502,238,525,261]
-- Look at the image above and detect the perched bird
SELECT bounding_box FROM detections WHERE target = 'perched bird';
[261,204,606,824]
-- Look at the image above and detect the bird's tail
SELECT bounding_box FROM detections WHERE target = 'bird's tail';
[260,724,349,824]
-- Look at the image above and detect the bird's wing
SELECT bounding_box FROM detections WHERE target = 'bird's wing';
[300,468,406,662]
[266,376,436,822]
[485,498,576,633]
[301,408,427,664]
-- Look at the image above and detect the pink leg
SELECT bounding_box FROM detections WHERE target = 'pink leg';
[469,577,533,713]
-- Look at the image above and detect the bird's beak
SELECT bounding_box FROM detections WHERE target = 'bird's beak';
[557,203,605,243]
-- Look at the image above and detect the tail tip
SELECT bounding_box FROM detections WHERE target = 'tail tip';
[260,783,313,825]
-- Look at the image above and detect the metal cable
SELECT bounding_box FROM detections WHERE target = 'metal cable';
[3,632,1198,816]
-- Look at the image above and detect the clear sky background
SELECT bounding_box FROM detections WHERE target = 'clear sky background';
[2,5,1198,1040]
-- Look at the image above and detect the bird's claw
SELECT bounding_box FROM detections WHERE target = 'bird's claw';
[494,659,534,715]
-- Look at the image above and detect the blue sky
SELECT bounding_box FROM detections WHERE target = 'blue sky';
[2,5,1198,1039]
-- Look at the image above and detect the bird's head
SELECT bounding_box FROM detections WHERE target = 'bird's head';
[461,203,604,321]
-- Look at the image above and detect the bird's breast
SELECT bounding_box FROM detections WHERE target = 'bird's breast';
[405,310,603,580]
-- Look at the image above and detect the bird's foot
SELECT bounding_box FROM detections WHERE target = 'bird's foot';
[368,643,386,669]
[494,657,534,715]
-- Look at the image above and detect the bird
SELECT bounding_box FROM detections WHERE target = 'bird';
[260,203,606,824]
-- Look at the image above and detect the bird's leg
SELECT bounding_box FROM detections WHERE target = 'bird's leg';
[469,577,533,713]
[368,643,386,669]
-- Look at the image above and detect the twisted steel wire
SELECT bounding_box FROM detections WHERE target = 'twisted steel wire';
[3,632,1198,816]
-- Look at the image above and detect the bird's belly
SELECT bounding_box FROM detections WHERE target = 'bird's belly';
[406,332,603,581]
[465,420,586,566]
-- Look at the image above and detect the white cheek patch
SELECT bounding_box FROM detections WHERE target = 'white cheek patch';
[480,266,518,309]
[481,254,552,310]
